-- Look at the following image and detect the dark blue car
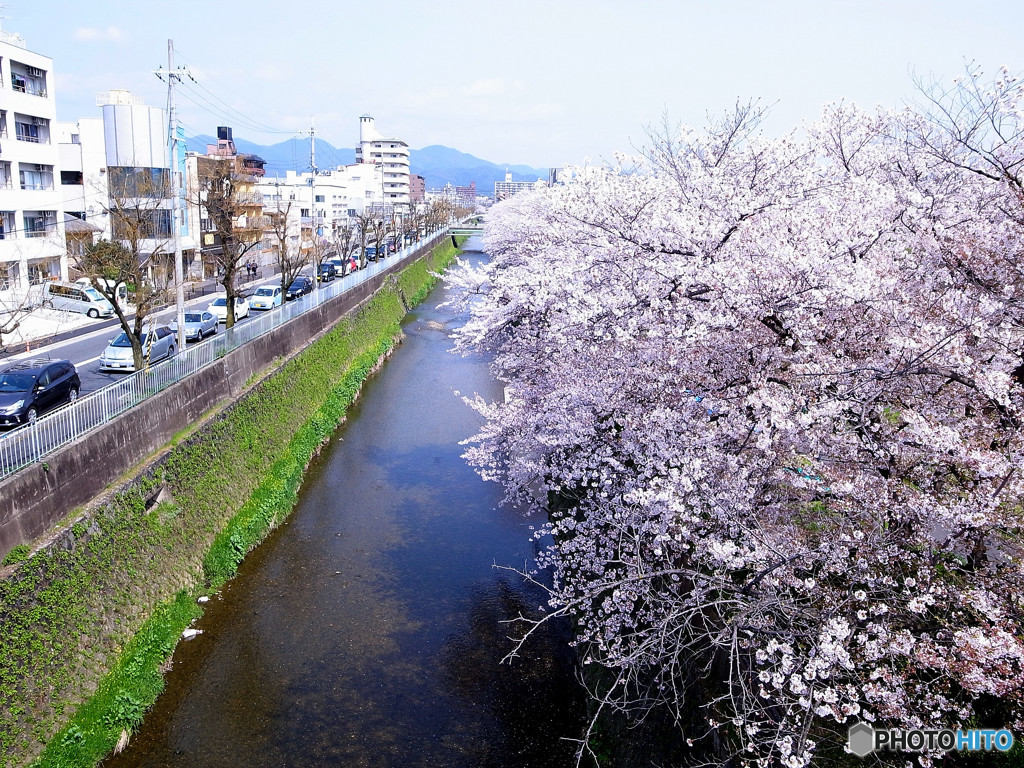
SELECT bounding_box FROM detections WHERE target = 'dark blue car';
[0,358,81,428]
[285,275,314,300]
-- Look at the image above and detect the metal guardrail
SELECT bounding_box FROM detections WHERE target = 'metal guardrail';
[0,229,450,480]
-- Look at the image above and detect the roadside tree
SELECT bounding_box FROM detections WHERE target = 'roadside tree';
[266,200,306,296]
[194,157,262,327]
[332,223,357,273]
[75,168,175,370]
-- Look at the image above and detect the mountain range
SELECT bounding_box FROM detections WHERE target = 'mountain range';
[184,135,547,193]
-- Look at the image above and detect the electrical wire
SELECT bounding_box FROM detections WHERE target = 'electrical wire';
[160,45,353,175]
[169,42,299,138]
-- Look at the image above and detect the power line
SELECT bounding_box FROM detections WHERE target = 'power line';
[169,43,299,138]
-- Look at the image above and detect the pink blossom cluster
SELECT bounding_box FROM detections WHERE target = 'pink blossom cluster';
[449,67,1024,766]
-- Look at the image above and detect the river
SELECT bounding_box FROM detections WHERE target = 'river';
[102,245,588,767]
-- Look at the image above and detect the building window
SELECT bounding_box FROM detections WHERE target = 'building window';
[15,120,40,143]
[108,166,169,198]
[23,210,56,238]
[112,208,171,239]
[19,164,53,190]
[315,194,325,203]
[60,170,83,185]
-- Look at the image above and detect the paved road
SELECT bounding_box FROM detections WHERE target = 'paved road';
[4,272,294,395]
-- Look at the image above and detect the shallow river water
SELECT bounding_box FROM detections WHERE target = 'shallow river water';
[103,246,587,767]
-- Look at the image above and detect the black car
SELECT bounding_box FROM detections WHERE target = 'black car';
[316,263,337,283]
[285,275,314,301]
[0,358,81,428]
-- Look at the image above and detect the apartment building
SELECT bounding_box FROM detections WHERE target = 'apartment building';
[0,26,67,291]
[494,169,544,201]
[355,115,409,207]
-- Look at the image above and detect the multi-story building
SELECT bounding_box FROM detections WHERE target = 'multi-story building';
[56,92,197,284]
[355,115,409,207]
[409,174,425,204]
[494,169,543,201]
[0,26,67,291]
[258,162,386,235]
[55,116,105,264]
[96,89,194,287]
[188,126,266,279]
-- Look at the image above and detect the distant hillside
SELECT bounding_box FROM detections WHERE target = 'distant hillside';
[409,145,545,191]
[185,135,545,193]
[185,135,355,178]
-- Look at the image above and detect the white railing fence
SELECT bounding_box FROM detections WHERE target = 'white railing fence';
[0,230,451,480]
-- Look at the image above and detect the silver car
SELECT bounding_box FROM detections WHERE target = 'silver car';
[170,311,218,342]
[99,325,177,372]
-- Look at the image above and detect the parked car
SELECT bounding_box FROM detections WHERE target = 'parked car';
[0,358,81,428]
[285,276,314,301]
[99,326,176,372]
[169,311,218,342]
[317,262,337,282]
[41,282,115,319]
[365,246,378,262]
[327,257,358,276]
[249,284,283,310]
[208,295,250,322]
[74,277,129,308]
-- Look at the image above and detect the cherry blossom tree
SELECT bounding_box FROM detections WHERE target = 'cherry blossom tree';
[449,67,1024,766]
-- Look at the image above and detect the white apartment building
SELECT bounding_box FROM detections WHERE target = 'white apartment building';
[259,162,386,234]
[493,169,545,201]
[56,116,107,259]
[0,26,67,290]
[355,115,409,207]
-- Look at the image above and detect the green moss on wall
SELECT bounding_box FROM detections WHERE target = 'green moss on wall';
[0,238,462,768]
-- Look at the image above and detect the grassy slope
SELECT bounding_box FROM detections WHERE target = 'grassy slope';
[0,239,462,768]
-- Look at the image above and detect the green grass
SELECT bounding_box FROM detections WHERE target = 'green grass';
[1,238,462,768]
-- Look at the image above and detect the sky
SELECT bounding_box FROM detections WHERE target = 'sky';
[6,0,1024,171]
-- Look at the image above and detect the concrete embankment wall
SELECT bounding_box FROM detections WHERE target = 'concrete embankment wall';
[0,241,440,558]
[0,238,461,767]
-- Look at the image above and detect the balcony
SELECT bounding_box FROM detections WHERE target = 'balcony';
[12,82,47,98]
[15,133,49,145]
[235,192,264,206]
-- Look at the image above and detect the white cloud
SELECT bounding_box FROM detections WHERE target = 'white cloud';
[73,26,125,43]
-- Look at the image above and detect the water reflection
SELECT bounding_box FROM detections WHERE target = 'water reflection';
[103,247,586,768]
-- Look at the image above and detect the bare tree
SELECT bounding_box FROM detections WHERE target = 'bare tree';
[425,198,455,233]
[403,206,423,248]
[354,211,375,269]
[194,157,263,327]
[266,200,306,296]
[75,168,174,370]
[369,214,388,262]
[0,295,33,358]
[332,222,357,274]
[77,240,169,370]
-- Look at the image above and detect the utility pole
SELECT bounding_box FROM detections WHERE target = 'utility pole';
[158,40,187,351]
[309,118,318,297]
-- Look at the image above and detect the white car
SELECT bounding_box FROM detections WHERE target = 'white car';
[249,284,283,310]
[208,295,250,323]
